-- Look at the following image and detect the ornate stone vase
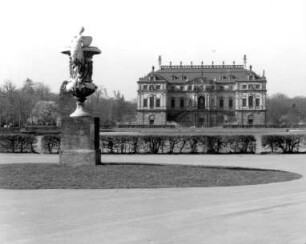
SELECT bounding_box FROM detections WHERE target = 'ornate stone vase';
[61,30,101,117]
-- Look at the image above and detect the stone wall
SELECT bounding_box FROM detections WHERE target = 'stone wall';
[137,111,167,125]
[236,111,266,126]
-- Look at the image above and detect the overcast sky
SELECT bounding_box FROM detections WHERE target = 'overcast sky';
[0,0,305,100]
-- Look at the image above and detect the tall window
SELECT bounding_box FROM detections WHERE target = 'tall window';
[143,85,148,90]
[248,96,254,108]
[156,98,160,108]
[242,98,247,107]
[171,98,175,108]
[256,98,260,107]
[143,98,148,107]
[198,96,205,109]
[150,97,154,108]
[219,98,224,108]
[180,98,184,108]
[229,98,233,109]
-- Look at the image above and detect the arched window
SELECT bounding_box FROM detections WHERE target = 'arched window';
[229,98,233,109]
[180,98,184,108]
[171,98,175,108]
[149,115,155,125]
[198,96,205,109]
[219,97,224,108]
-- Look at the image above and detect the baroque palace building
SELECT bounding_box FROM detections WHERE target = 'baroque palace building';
[137,55,267,127]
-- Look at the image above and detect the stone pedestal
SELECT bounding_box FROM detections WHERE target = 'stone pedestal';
[60,117,101,166]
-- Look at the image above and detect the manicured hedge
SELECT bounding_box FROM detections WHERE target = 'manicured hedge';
[0,134,37,153]
[100,135,256,154]
[41,135,61,154]
[262,134,305,153]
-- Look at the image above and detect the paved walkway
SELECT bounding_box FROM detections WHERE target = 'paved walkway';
[0,154,305,244]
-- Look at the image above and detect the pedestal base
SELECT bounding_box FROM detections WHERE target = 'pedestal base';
[60,117,100,166]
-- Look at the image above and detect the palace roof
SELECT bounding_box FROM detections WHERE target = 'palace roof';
[139,63,264,83]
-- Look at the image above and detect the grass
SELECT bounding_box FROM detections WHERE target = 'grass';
[0,163,302,189]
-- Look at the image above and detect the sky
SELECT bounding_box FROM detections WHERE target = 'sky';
[0,0,305,100]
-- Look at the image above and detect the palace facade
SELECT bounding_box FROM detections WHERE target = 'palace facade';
[137,56,267,127]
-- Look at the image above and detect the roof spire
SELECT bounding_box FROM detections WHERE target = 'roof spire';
[263,69,265,77]
[243,54,247,68]
[158,55,162,67]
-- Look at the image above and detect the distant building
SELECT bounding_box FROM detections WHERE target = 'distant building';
[136,56,267,127]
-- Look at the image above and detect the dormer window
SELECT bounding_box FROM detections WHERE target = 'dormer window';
[181,75,187,80]
[149,76,154,81]
[172,75,178,80]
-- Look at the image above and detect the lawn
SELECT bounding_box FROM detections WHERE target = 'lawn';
[0,163,302,189]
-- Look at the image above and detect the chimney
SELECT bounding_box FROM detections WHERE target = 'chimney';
[243,54,247,68]
[249,65,252,71]
[158,55,162,67]
[152,66,155,72]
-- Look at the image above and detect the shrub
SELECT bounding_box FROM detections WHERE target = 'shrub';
[226,135,256,153]
[262,134,304,153]
[0,134,37,153]
[205,136,228,154]
[41,135,61,154]
[142,135,165,154]
[100,134,256,154]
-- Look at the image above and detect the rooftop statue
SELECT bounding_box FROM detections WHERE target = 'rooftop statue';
[61,27,101,117]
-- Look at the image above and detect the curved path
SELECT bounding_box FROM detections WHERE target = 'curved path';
[0,154,305,244]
